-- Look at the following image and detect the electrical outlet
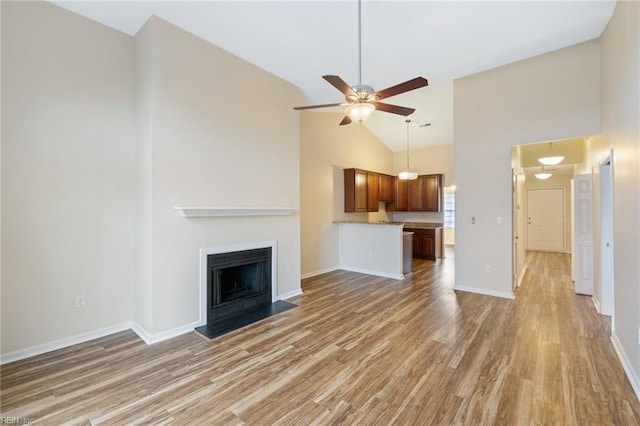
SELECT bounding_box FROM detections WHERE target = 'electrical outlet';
[75,295,85,308]
[497,216,503,225]
[485,265,491,274]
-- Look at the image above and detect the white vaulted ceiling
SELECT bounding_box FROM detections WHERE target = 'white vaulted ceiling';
[52,0,616,151]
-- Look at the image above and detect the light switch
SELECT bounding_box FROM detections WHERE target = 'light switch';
[497,216,502,225]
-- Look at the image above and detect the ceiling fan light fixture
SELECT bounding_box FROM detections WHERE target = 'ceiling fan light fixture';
[345,102,375,123]
[535,173,552,180]
[538,156,564,166]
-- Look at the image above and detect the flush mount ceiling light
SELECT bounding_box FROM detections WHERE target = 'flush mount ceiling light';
[399,119,418,180]
[293,0,428,125]
[538,142,564,166]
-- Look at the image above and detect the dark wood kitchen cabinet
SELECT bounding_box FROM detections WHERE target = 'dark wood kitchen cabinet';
[404,227,443,260]
[378,174,395,202]
[344,168,379,212]
[408,174,442,212]
[386,177,408,212]
[423,174,442,212]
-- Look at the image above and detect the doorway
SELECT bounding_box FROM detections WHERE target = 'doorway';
[526,188,565,252]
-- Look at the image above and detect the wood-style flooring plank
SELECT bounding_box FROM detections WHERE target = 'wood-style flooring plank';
[1,250,639,424]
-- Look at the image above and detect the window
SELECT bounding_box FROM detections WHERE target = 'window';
[443,189,455,228]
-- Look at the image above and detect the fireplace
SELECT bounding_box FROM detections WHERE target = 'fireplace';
[207,247,272,322]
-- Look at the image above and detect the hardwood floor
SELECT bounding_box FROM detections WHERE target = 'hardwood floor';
[2,251,639,424]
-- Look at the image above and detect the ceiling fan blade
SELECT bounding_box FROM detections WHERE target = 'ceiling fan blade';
[375,102,415,116]
[339,116,352,126]
[375,77,428,100]
[293,102,343,111]
[323,75,356,97]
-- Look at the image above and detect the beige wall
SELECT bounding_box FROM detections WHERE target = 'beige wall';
[391,143,454,225]
[598,0,640,392]
[1,3,303,356]
[300,112,393,277]
[454,39,600,298]
[1,1,136,354]
[139,17,302,335]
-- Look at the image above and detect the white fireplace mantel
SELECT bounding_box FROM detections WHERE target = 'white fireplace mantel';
[174,206,298,218]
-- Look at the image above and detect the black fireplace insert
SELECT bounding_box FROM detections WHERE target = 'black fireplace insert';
[207,247,272,322]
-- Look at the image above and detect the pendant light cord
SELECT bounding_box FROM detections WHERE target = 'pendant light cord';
[406,119,411,170]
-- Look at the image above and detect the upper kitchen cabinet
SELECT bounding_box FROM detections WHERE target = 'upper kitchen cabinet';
[388,174,442,212]
[344,168,379,212]
[386,177,408,212]
[378,174,395,202]
[423,174,442,212]
[408,174,442,212]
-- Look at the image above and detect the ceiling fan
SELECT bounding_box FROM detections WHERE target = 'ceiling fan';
[293,0,428,126]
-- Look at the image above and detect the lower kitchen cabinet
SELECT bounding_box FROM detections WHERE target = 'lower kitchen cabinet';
[404,227,443,260]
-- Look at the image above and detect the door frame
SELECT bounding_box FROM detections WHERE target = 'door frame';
[599,150,614,323]
[526,187,566,252]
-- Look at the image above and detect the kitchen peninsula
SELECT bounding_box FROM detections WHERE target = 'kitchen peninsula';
[335,221,443,279]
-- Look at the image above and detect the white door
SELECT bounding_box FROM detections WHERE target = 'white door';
[527,188,564,252]
[599,158,614,316]
[512,170,518,291]
[573,174,594,295]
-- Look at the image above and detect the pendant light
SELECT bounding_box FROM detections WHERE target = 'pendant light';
[399,119,418,180]
[535,165,552,180]
[538,142,564,166]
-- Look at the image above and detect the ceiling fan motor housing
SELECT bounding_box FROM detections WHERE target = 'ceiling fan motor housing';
[348,85,378,103]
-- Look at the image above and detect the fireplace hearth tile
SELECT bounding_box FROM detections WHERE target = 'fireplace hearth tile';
[195,300,297,340]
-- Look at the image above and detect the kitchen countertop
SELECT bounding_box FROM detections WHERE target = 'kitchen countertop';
[333,220,443,229]
[333,220,404,226]
[402,222,443,229]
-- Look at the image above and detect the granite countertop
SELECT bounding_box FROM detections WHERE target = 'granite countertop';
[333,220,443,229]
[402,222,444,229]
[333,220,405,226]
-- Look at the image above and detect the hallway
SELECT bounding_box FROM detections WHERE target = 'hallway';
[514,250,639,424]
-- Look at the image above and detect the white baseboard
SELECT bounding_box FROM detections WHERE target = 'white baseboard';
[277,288,303,300]
[301,266,339,280]
[611,332,640,403]
[453,284,515,300]
[130,320,201,346]
[0,322,133,365]
[517,263,528,287]
[592,296,601,313]
[339,266,404,280]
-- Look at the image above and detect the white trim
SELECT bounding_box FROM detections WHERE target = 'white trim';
[174,207,297,218]
[339,266,404,280]
[131,321,200,345]
[591,296,601,314]
[199,241,278,326]
[277,288,303,300]
[301,266,339,280]
[0,322,132,365]
[611,333,640,403]
[453,284,515,300]
[517,263,528,287]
